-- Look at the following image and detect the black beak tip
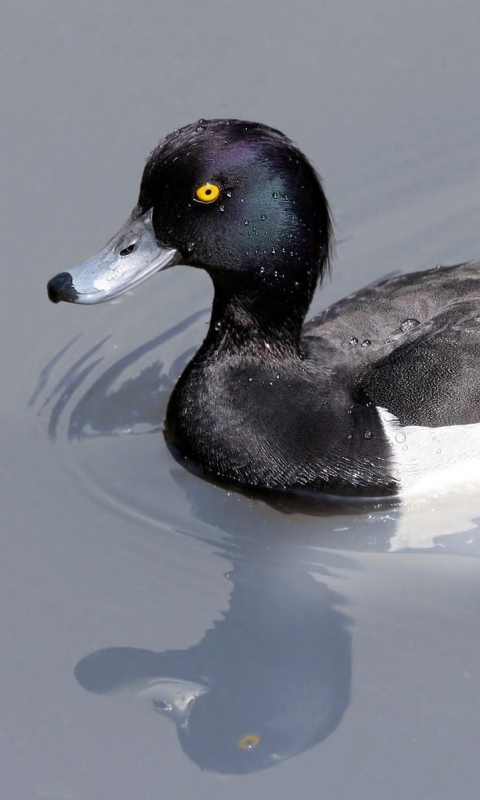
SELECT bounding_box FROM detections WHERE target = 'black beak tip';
[47,272,78,304]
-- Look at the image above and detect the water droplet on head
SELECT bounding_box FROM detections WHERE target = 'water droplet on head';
[272,192,278,199]
[219,204,225,212]
[261,214,266,220]
[400,318,420,333]
[395,432,406,443]
[248,377,253,382]
[244,220,249,226]
[361,339,371,347]
[226,190,232,198]
[364,430,373,440]
[349,337,359,346]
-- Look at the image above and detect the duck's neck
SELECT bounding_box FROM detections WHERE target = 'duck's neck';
[199,270,313,360]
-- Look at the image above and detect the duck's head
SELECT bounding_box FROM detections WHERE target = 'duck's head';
[47,119,332,337]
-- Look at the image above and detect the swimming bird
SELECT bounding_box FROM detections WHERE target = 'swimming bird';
[47,119,480,500]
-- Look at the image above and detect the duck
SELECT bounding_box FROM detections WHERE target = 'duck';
[47,118,480,500]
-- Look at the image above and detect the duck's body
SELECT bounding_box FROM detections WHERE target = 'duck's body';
[47,120,480,500]
[167,261,480,498]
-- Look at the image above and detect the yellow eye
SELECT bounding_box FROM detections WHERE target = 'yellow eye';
[195,183,221,203]
[237,733,261,750]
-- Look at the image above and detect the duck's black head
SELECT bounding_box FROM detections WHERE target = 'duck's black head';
[47,119,332,345]
[140,119,331,284]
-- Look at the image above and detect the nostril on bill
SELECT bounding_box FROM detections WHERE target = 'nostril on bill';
[119,243,136,257]
[47,272,78,303]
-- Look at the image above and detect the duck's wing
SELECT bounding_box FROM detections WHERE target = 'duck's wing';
[305,262,480,357]
[357,298,480,427]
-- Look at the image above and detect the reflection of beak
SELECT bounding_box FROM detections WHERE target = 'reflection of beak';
[139,679,208,725]
[47,208,181,305]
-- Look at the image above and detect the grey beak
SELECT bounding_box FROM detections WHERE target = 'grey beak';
[47,208,181,304]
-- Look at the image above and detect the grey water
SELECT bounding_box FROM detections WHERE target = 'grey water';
[2,1,480,797]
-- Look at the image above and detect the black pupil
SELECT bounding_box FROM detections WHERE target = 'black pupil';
[120,244,135,257]
[205,188,212,195]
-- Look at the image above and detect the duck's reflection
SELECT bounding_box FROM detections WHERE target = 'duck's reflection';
[29,309,206,441]
[75,535,353,774]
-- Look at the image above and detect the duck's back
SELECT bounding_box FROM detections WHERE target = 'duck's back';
[305,262,480,428]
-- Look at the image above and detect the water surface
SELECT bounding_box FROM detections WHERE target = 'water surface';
[2,1,480,797]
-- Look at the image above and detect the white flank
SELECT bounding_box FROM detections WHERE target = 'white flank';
[377,407,480,551]
[377,407,480,498]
